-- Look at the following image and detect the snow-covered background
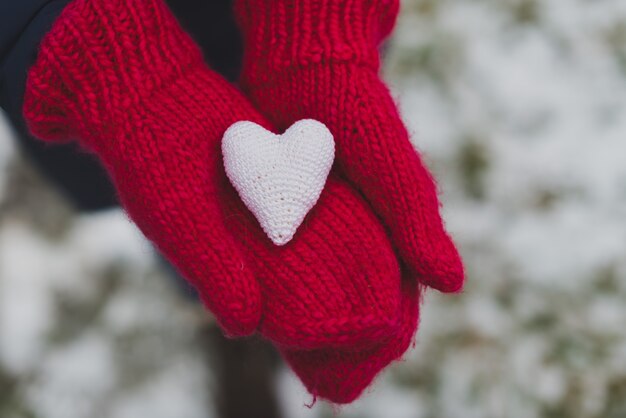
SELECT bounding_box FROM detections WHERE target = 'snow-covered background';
[1,0,626,417]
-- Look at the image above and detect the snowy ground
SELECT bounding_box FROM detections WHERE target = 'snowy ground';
[1,0,626,417]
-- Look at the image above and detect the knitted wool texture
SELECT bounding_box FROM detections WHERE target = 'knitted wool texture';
[23,0,408,352]
[222,119,335,246]
[235,0,466,403]
[282,278,420,404]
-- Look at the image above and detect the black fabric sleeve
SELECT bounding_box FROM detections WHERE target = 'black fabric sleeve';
[0,0,71,124]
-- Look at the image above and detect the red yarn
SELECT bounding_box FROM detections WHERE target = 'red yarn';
[23,0,408,352]
[282,277,421,404]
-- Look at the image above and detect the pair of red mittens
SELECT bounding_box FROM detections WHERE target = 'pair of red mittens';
[24,0,464,404]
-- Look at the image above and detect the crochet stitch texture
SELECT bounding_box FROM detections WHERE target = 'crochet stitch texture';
[222,119,335,246]
[23,0,408,357]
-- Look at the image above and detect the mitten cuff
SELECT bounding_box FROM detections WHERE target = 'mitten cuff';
[235,0,400,86]
[24,0,205,144]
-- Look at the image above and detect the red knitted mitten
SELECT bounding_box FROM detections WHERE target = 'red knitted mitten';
[236,0,465,293]
[24,0,405,349]
[282,277,421,404]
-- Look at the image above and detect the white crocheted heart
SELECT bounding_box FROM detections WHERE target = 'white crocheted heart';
[222,119,335,246]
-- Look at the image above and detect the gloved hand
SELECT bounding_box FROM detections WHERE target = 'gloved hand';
[235,0,465,293]
[282,276,421,404]
[24,0,405,350]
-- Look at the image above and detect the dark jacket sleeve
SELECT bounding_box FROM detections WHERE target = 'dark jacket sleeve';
[0,0,71,124]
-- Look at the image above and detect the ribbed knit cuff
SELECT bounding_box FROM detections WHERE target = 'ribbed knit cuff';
[24,0,205,143]
[235,0,400,86]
